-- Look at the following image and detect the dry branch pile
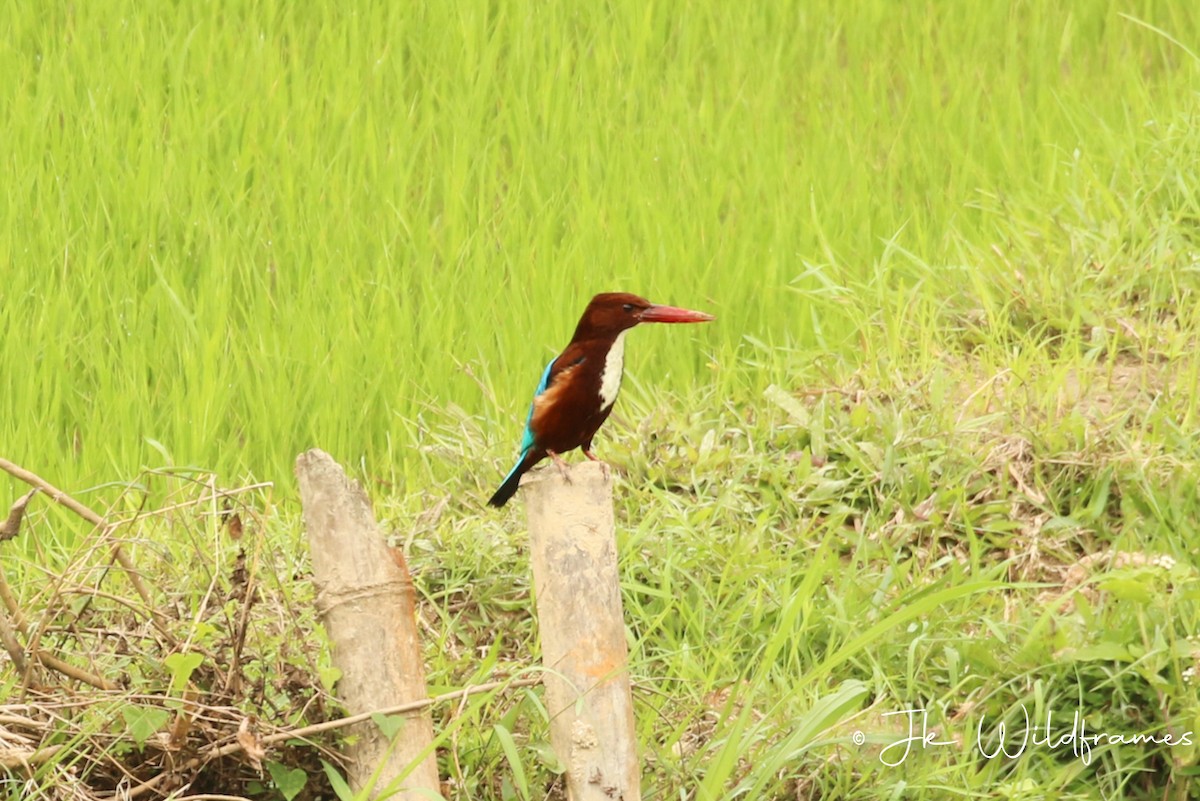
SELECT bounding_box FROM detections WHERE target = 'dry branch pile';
[0,459,341,799]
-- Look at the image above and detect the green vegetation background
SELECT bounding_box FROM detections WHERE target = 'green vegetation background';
[4,2,1200,799]
[3,2,1193,490]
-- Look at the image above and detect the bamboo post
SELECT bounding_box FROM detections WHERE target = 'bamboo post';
[295,449,440,799]
[523,461,640,801]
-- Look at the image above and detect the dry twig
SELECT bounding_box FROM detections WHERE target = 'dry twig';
[0,488,38,541]
[121,677,542,799]
[0,457,159,621]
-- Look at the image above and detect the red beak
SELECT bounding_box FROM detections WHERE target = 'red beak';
[639,304,715,324]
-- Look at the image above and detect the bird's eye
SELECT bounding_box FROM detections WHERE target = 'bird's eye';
[622,303,634,313]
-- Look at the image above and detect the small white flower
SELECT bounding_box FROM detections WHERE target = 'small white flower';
[1153,555,1176,571]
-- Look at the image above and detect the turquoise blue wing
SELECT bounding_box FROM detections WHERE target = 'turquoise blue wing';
[498,356,557,488]
[517,356,556,454]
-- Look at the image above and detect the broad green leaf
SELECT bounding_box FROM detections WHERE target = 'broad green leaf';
[1063,642,1132,662]
[164,651,204,693]
[492,724,529,799]
[1097,578,1152,603]
[371,712,406,740]
[266,761,308,801]
[122,706,170,746]
[321,760,355,801]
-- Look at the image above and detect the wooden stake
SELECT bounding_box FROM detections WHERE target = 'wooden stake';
[295,449,439,799]
[523,461,640,801]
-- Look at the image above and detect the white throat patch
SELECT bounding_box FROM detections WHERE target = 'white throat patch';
[598,331,627,410]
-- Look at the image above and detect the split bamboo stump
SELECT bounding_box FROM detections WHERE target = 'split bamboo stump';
[295,449,439,800]
[522,461,641,801]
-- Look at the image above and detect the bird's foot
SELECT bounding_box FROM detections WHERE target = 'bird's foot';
[583,450,611,480]
[547,450,573,483]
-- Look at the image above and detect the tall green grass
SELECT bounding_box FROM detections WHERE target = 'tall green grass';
[3,1,1198,492]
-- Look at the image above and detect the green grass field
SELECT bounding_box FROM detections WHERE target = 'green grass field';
[4,1,1200,799]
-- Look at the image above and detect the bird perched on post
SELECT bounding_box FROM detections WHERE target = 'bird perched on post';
[488,292,715,507]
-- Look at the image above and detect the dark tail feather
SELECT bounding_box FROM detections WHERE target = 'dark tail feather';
[487,469,524,508]
[487,452,541,508]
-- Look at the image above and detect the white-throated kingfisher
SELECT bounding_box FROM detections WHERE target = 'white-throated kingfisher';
[488,292,714,507]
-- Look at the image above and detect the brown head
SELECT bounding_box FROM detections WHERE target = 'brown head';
[570,292,715,342]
